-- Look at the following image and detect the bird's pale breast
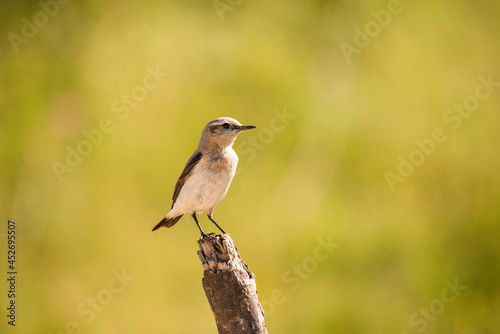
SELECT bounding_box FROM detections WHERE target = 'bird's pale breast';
[172,148,238,214]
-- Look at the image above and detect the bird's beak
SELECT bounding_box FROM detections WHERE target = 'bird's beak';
[238,125,256,131]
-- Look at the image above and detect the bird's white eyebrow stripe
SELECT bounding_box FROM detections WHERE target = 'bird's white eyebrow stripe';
[207,120,222,126]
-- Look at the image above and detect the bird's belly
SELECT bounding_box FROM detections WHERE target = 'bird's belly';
[174,163,235,213]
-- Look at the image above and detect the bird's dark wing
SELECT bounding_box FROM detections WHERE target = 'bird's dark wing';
[171,151,202,207]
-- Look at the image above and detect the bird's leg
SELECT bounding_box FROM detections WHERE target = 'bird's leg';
[207,213,226,234]
[191,213,208,237]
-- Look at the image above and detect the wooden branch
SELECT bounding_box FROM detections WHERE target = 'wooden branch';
[197,234,268,334]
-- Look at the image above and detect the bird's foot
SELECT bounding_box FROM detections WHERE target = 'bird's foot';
[200,232,218,239]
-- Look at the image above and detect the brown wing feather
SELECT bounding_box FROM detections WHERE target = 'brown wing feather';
[171,151,202,207]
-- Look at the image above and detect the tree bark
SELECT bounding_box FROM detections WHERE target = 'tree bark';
[197,234,268,334]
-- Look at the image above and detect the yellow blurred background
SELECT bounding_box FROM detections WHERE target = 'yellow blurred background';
[1,0,500,333]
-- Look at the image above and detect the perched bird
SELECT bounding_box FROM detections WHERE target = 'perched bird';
[152,117,256,236]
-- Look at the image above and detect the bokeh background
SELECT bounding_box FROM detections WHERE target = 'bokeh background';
[1,0,500,333]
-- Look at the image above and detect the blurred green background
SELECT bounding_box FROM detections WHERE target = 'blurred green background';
[1,0,500,333]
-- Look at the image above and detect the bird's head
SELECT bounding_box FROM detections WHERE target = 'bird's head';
[200,117,256,149]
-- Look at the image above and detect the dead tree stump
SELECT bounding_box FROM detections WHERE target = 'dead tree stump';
[197,234,268,334]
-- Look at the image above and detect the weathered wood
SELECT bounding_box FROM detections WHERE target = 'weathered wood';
[197,234,267,334]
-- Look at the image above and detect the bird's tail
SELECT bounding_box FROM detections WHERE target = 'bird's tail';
[152,215,182,231]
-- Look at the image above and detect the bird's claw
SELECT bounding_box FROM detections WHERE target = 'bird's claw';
[200,232,217,239]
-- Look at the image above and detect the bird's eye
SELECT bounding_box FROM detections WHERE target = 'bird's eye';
[222,123,230,129]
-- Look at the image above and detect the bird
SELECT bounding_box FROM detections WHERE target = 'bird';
[152,117,256,236]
